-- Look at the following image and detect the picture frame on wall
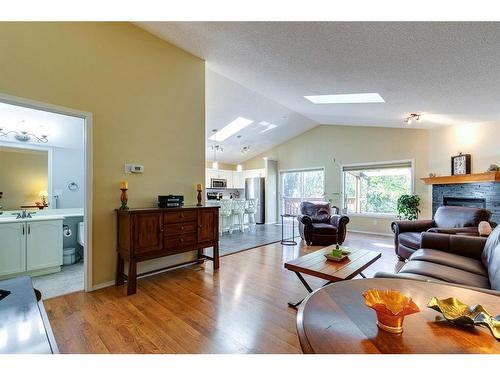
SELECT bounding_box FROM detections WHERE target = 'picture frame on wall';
[451,153,471,175]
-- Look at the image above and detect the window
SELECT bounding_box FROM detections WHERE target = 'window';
[281,168,325,215]
[342,161,413,216]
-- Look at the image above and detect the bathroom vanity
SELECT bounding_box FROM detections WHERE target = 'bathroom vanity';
[0,215,63,279]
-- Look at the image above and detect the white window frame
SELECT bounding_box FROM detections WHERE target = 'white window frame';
[279,166,326,215]
[340,159,415,219]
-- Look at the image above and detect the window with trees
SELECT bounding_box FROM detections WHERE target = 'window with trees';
[342,161,413,215]
[281,168,325,215]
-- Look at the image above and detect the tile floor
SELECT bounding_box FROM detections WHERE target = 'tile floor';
[32,261,84,299]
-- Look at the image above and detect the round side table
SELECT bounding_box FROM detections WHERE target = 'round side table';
[280,213,298,246]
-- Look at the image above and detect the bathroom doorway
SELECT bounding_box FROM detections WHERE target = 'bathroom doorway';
[0,93,92,298]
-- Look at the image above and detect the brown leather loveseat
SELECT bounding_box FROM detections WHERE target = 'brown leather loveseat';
[297,201,350,246]
[392,206,492,260]
[376,224,500,296]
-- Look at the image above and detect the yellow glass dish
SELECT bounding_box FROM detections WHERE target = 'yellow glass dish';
[363,289,420,334]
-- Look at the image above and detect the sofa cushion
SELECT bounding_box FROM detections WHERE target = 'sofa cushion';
[409,248,487,276]
[399,260,491,289]
[311,223,338,234]
[481,224,500,290]
[433,206,490,228]
[398,232,421,250]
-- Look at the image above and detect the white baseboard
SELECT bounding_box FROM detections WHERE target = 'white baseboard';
[348,229,392,237]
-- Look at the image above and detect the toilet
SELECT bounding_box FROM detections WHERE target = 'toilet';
[77,222,85,247]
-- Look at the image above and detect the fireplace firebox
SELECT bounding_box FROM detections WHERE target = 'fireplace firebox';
[443,197,486,209]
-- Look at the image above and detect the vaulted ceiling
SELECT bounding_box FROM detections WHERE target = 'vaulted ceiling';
[137,22,500,163]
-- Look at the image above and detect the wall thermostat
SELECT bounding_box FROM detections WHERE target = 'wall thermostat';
[125,164,144,174]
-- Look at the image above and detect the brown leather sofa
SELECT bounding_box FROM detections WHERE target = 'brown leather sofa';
[297,201,349,246]
[392,206,492,260]
[376,224,500,296]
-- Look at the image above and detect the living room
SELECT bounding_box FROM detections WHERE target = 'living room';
[1,1,499,373]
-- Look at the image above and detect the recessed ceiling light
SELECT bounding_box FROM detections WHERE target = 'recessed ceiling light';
[304,93,385,104]
[209,117,253,142]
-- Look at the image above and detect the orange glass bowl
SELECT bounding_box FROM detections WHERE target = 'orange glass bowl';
[362,289,420,334]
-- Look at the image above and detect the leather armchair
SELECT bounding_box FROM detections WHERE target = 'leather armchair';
[392,206,492,260]
[297,201,349,246]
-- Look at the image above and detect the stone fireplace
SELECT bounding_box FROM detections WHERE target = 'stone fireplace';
[432,182,500,223]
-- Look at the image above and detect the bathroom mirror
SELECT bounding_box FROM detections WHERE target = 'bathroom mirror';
[0,145,49,211]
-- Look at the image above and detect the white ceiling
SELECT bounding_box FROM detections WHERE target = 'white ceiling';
[0,102,84,150]
[138,22,500,162]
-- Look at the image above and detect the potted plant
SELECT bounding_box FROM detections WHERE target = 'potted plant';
[397,194,421,220]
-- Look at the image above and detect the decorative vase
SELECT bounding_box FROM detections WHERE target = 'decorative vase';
[363,289,420,334]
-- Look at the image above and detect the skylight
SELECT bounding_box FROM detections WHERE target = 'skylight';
[209,117,253,142]
[304,93,385,104]
[260,124,278,133]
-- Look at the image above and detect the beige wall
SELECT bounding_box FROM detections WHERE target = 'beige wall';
[428,122,500,176]
[0,147,48,210]
[243,125,431,234]
[0,23,205,286]
[205,161,237,170]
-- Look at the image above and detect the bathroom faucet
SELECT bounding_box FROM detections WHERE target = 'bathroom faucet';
[16,210,32,219]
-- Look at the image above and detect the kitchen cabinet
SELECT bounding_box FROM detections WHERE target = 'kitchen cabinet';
[232,171,245,189]
[0,219,63,278]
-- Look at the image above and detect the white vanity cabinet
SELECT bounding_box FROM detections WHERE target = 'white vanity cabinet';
[0,219,63,278]
[26,220,63,271]
[0,222,26,277]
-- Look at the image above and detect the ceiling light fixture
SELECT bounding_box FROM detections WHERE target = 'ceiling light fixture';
[0,121,49,143]
[404,113,421,125]
[211,145,223,170]
[241,146,252,155]
[209,117,253,142]
[304,93,385,104]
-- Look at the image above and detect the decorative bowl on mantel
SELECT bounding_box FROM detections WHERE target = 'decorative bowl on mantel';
[363,289,420,334]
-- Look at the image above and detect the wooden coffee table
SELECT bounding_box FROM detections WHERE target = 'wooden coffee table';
[297,278,500,354]
[284,245,381,308]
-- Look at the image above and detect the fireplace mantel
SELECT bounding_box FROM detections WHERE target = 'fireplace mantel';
[421,172,500,185]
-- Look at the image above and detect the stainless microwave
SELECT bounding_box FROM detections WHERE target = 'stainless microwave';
[211,178,227,188]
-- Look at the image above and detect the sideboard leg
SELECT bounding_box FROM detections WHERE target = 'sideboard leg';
[213,243,220,270]
[197,248,205,263]
[115,253,125,286]
[127,260,137,295]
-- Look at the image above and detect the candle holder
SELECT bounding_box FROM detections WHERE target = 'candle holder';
[196,188,203,206]
[120,188,129,210]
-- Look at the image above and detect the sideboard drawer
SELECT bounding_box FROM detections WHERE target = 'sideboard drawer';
[164,233,197,249]
[164,222,197,237]
[164,210,197,224]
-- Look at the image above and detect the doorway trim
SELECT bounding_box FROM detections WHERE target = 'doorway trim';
[0,92,93,292]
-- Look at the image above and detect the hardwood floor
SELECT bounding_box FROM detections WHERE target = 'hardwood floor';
[44,232,400,354]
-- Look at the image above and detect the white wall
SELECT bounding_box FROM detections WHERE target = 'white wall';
[52,147,85,208]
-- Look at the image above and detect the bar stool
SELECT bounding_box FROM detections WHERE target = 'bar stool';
[231,199,246,233]
[219,199,233,235]
[244,198,258,232]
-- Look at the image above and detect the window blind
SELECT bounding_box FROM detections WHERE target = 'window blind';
[342,161,412,172]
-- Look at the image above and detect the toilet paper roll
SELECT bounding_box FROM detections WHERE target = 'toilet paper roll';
[63,226,72,237]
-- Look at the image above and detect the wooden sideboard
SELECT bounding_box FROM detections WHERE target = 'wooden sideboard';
[115,206,219,295]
